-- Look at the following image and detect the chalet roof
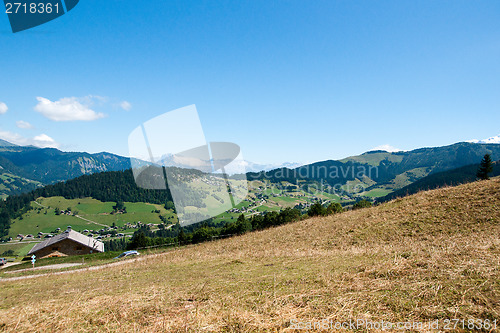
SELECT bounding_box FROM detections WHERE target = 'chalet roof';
[28,230,104,255]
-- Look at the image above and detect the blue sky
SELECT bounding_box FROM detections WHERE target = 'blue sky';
[0,1,499,165]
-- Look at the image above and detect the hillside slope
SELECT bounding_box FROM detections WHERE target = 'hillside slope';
[249,142,500,194]
[2,140,498,200]
[0,169,175,238]
[0,144,148,197]
[1,178,499,331]
[380,161,500,202]
[0,172,42,200]
[0,147,134,184]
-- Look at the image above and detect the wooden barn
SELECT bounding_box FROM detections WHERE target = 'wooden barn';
[28,230,105,259]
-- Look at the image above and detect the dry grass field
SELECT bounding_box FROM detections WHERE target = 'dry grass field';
[0,178,499,332]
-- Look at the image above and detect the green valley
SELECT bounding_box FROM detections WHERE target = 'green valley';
[1,141,500,258]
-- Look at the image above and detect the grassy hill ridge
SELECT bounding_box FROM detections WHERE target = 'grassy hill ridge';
[0,177,498,331]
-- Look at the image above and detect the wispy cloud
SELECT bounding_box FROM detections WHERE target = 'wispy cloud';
[34,96,106,122]
[16,120,35,129]
[371,144,402,152]
[0,102,8,115]
[119,101,132,111]
[0,130,60,148]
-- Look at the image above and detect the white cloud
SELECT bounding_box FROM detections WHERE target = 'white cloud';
[0,102,8,114]
[34,96,106,122]
[467,134,500,144]
[371,144,401,152]
[0,130,60,148]
[33,134,59,148]
[16,120,35,129]
[120,101,132,111]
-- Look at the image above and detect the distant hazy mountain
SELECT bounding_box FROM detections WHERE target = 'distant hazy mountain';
[238,160,303,173]
[152,152,302,174]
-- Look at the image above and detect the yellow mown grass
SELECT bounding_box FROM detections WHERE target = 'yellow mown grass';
[0,178,499,332]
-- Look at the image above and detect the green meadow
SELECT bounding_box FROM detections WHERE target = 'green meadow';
[3,177,390,259]
[8,197,177,238]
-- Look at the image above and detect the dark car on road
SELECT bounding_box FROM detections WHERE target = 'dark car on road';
[113,250,140,259]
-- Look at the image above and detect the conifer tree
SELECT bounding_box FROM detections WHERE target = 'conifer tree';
[477,154,493,180]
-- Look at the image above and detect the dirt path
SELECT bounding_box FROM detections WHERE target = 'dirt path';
[33,201,47,209]
[73,215,108,228]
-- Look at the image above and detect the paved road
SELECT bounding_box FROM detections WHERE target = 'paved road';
[0,256,147,282]
[0,246,194,283]
[0,240,41,245]
[4,263,83,274]
[0,262,22,269]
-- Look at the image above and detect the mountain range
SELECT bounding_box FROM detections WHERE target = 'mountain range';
[1,139,499,199]
[247,142,500,197]
[0,141,139,198]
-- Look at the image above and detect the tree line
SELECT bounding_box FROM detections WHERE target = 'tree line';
[0,169,174,239]
[104,201,352,252]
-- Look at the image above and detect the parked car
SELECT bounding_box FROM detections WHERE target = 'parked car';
[113,250,140,259]
[0,258,6,266]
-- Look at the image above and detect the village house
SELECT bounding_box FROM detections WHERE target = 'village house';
[27,229,105,259]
